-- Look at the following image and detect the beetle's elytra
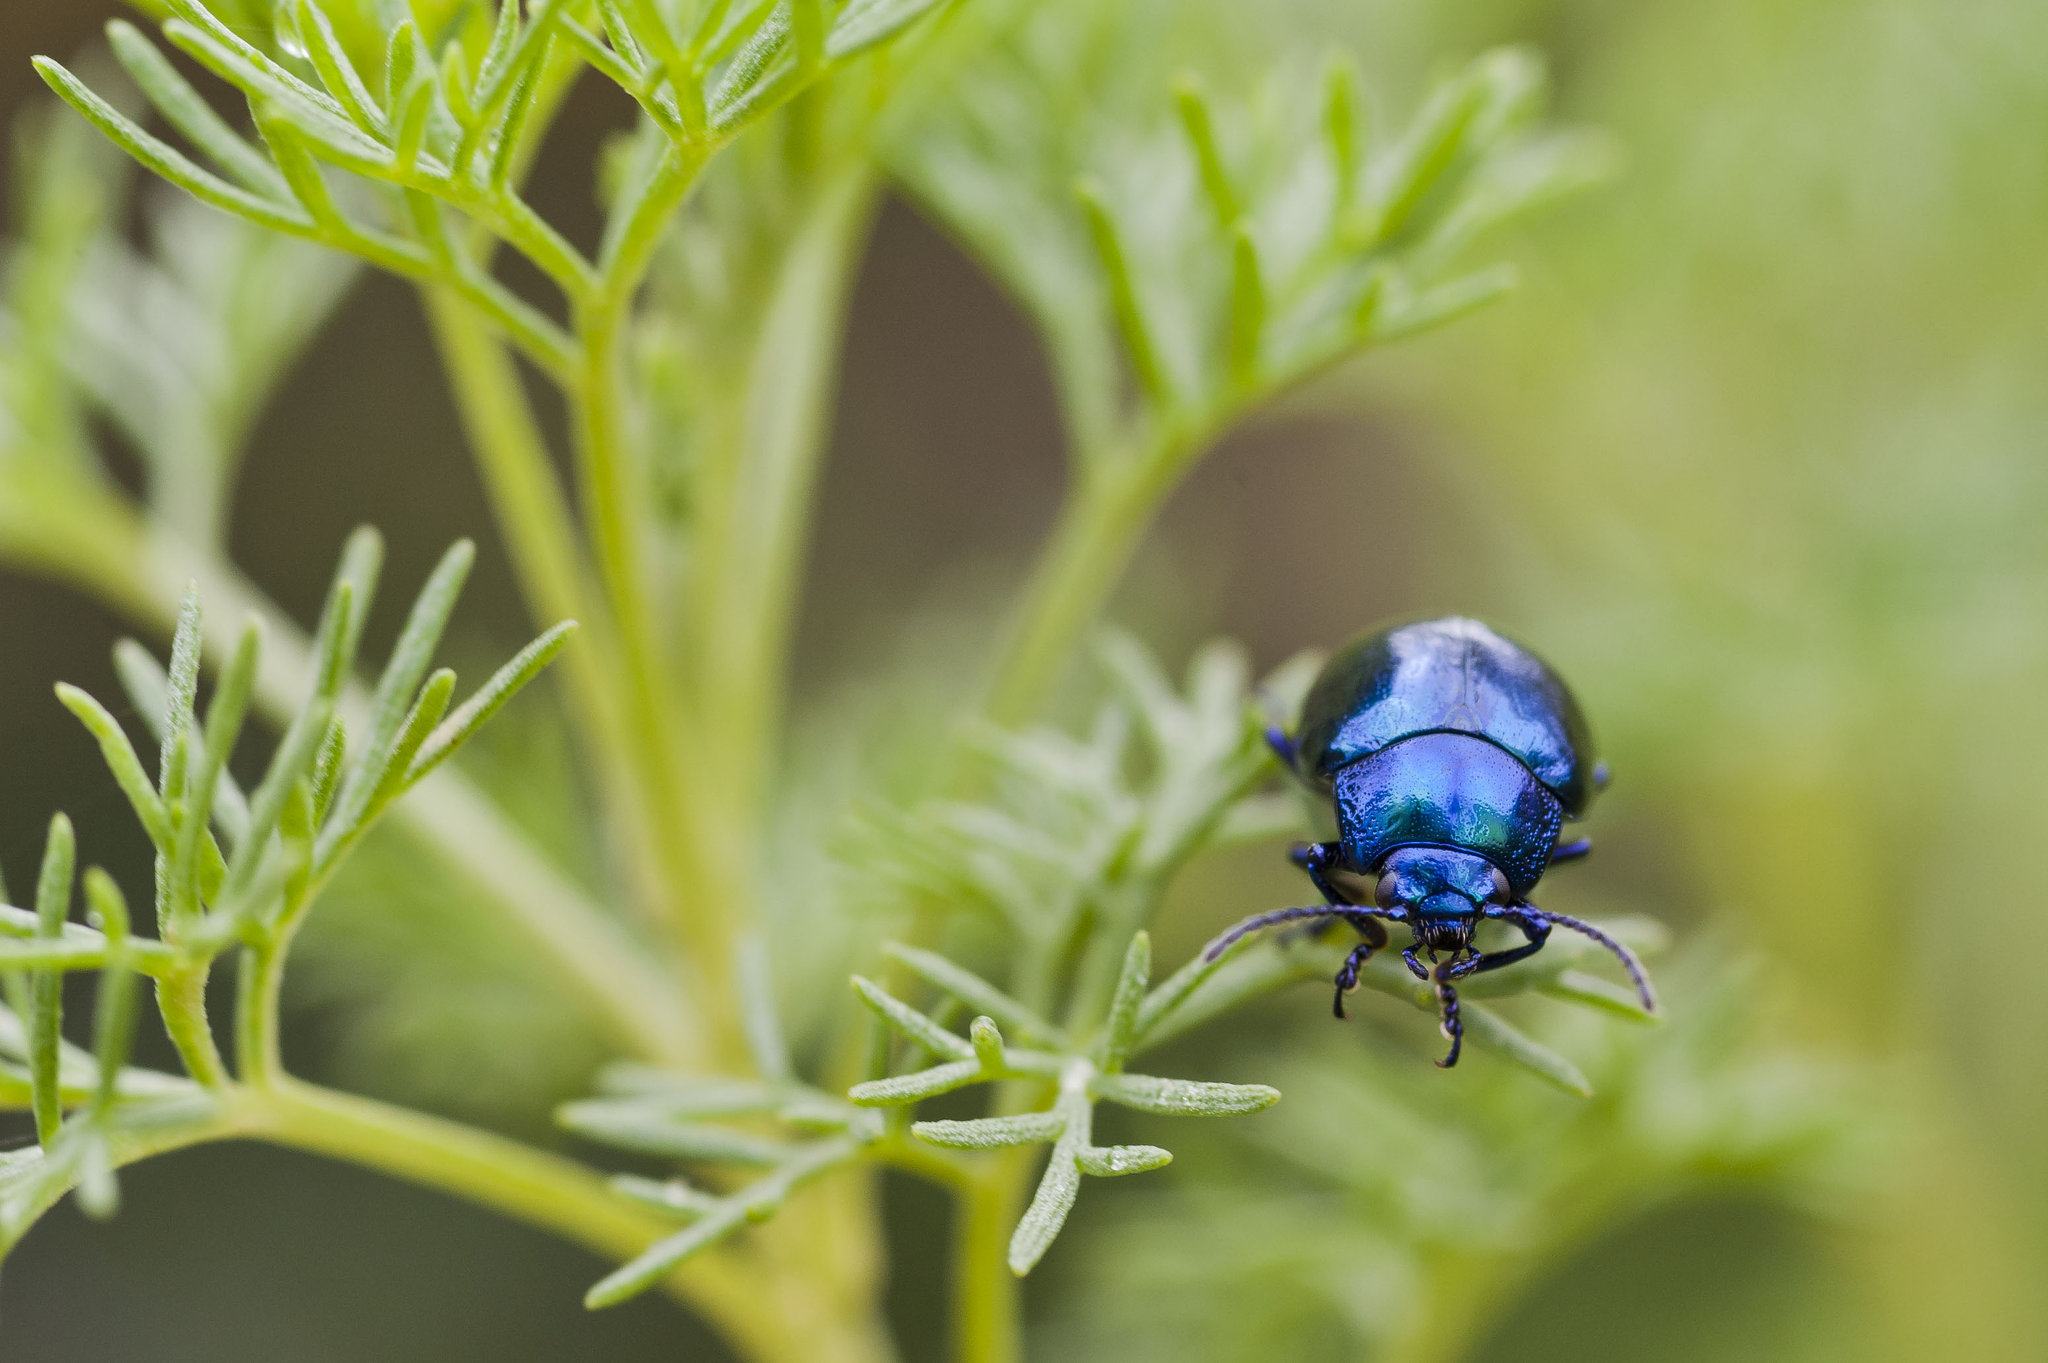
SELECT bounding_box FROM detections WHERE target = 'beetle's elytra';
[1207,616,1655,1067]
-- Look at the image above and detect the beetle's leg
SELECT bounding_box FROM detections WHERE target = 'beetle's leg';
[1332,938,1378,1019]
[1289,841,1354,907]
[1432,972,1464,1068]
[1265,726,1299,772]
[1548,837,1593,865]
[1517,904,1658,1012]
[1460,908,1552,976]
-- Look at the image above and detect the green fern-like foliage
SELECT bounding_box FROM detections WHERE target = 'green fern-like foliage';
[0,533,568,1248]
[550,633,1687,1295]
[0,0,1867,1358]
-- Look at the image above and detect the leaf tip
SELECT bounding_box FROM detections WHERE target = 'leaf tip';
[343,522,385,559]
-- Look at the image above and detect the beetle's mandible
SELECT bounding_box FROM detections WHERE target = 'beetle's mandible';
[1206,616,1656,1067]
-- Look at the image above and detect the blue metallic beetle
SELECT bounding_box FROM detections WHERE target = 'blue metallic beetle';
[1208,617,1656,1067]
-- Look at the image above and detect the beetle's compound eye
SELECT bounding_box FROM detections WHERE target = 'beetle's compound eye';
[1487,867,1511,904]
[1374,873,1402,910]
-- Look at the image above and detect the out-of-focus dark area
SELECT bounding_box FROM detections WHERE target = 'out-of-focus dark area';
[3,0,2046,1359]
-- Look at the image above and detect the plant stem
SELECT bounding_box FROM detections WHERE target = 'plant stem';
[570,145,760,1056]
[686,167,877,850]
[156,964,229,1088]
[215,1077,815,1362]
[618,149,930,1360]
[419,284,685,978]
[0,465,165,629]
[958,1157,1029,1363]
[240,1082,716,1321]
[0,1066,842,1359]
[234,941,284,1088]
[420,286,621,738]
[984,452,1166,727]
[983,380,1307,728]
[578,151,702,645]
[660,167,881,1061]
[748,1164,900,1363]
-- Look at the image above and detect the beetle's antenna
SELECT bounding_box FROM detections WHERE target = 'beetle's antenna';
[1530,907,1657,1012]
[1203,905,1388,961]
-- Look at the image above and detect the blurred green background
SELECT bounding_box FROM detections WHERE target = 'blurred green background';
[3,0,2045,1359]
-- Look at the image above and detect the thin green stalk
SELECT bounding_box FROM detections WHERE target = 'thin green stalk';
[571,146,746,1053]
[959,1016,1061,1363]
[744,1163,899,1363]
[0,1066,822,1360]
[984,452,1169,726]
[261,1078,937,1363]
[983,373,1320,728]
[688,168,877,827]
[574,286,660,642]
[958,1156,1029,1363]
[578,147,706,639]
[234,941,285,1088]
[419,286,609,664]
[665,169,881,1058]
[157,964,229,1088]
[409,44,698,967]
[418,285,676,949]
[0,466,166,630]
[0,1097,237,1234]
[458,181,600,305]
[242,1077,809,1359]
[574,302,703,940]
[9,1067,826,1363]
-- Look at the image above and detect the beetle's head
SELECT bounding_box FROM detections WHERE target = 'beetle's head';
[1374,846,1512,953]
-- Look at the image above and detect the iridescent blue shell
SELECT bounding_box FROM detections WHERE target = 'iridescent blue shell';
[1295,616,1598,818]
[1331,732,1563,892]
